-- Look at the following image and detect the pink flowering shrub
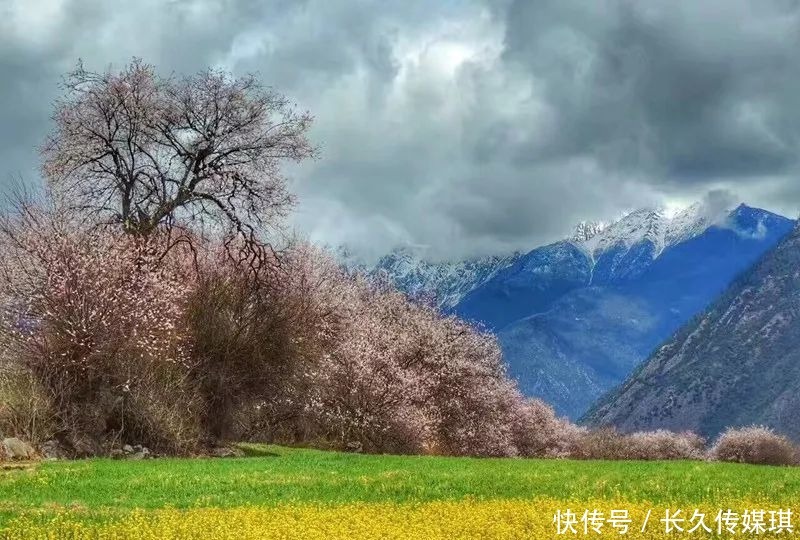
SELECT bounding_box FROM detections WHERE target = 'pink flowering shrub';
[301,281,435,453]
[568,427,705,461]
[279,256,570,457]
[624,430,705,460]
[510,398,579,458]
[0,208,201,454]
[421,320,519,457]
[184,244,576,457]
[568,427,630,460]
[710,426,797,466]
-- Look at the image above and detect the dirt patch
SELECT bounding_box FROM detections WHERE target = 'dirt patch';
[0,461,37,472]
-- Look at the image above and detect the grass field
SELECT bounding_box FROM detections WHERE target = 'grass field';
[2,444,800,538]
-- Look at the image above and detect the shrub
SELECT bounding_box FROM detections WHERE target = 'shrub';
[184,246,574,458]
[510,398,576,458]
[414,314,519,457]
[186,244,342,444]
[0,359,57,444]
[569,427,630,460]
[625,430,705,461]
[291,262,529,457]
[0,208,202,455]
[299,277,444,454]
[710,426,797,466]
[566,428,706,461]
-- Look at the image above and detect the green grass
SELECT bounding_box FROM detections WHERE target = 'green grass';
[1,444,799,527]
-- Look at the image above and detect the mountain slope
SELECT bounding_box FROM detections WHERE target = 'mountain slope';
[454,241,592,330]
[583,221,800,439]
[498,287,658,416]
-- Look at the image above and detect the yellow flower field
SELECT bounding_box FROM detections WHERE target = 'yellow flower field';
[3,498,795,540]
[5,447,800,539]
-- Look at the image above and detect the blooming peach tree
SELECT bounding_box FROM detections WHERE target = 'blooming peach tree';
[41,59,316,272]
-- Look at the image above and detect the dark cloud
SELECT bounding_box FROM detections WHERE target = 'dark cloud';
[1,0,800,260]
[499,0,800,181]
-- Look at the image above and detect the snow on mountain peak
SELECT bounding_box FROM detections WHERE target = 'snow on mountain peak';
[577,208,662,258]
[571,221,607,242]
[664,202,712,245]
[572,200,738,262]
[366,249,521,309]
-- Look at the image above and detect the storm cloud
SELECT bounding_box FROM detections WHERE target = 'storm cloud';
[2,0,800,260]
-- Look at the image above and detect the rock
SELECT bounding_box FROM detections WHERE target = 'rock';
[129,446,151,460]
[39,439,67,460]
[2,438,36,460]
[122,444,134,454]
[346,441,363,453]
[110,448,125,459]
[69,436,102,458]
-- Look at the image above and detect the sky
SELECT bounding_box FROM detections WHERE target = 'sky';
[2,0,800,261]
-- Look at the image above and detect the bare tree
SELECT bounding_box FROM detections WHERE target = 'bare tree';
[41,59,316,268]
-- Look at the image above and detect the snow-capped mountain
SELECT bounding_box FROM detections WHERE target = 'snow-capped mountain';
[452,204,726,332]
[357,202,795,419]
[352,202,720,313]
[361,248,520,310]
[572,203,724,284]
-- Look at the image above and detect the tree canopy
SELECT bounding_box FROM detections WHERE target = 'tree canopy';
[41,59,316,267]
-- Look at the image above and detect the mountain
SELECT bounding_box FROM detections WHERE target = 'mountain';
[363,248,520,309]
[360,203,794,419]
[495,205,794,417]
[583,220,800,439]
[454,205,720,332]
